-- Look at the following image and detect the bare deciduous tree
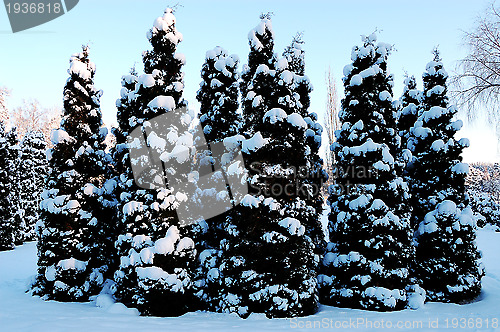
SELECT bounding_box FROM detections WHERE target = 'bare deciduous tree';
[10,99,61,144]
[451,1,500,149]
[323,67,341,190]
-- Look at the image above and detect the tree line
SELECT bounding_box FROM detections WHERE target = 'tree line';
[0,8,483,318]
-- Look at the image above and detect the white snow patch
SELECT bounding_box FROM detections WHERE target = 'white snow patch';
[264,108,287,124]
[350,74,362,86]
[242,132,269,153]
[278,217,305,236]
[57,258,87,271]
[50,129,72,145]
[147,96,176,111]
[287,113,308,129]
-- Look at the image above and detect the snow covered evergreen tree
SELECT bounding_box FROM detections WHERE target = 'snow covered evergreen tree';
[408,50,484,302]
[0,122,15,251]
[282,33,326,253]
[5,127,22,245]
[207,16,324,318]
[193,46,243,309]
[468,191,500,229]
[16,131,47,243]
[32,46,110,301]
[113,8,203,316]
[398,74,421,151]
[319,33,415,311]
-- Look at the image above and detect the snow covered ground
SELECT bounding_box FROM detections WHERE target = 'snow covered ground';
[1,230,500,331]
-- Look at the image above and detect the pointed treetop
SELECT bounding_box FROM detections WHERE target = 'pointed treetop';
[259,11,274,20]
[81,43,90,57]
[403,72,417,91]
[205,45,227,60]
[283,32,306,75]
[292,32,304,46]
[285,32,304,53]
[129,64,138,76]
[424,47,448,81]
[68,44,96,82]
[362,30,378,44]
[432,46,441,62]
[248,13,275,51]
[167,3,183,13]
[243,13,277,81]
[148,7,183,45]
[350,30,393,65]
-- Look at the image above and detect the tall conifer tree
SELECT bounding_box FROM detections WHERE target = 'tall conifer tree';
[6,127,22,245]
[193,46,243,309]
[113,8,202,316]
[32,46,108,301]
[409,50,484,302]
[209,16,323,318]
[319,33,414,311]
[18,131,48,242]
[0,122,14,251]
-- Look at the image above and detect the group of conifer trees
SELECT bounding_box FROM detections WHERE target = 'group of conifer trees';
[0,8,484,318]
[319,34,484,310]
[0,125,47,251]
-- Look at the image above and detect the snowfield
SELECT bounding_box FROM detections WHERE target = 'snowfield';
[1,229,500,331]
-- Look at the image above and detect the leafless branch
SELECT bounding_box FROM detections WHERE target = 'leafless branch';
[451,1,500,124]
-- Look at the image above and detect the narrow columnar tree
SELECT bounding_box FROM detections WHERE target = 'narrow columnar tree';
[113,8,202,316]
[32,46,108,301]
[409,50,484,302]
[319,33,414,311]
[283,33,326,254]
[209,16,324,318]
[17,131,48,242]
[6,127,22,245]
[194,46,243,309]
[0,122,14,251]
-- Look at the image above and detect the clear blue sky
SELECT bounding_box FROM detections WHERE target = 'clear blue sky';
[0,0,496,161]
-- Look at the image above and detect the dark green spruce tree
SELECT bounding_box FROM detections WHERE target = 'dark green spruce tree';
[113,8,202,316]
[319,33,414,311]
[18,131,48,242]
[409,50,484,302]
[5,127,22,245]
[211,15,324,318]
[0,122,14,251]
[193,46,243,310]
[283,32,326,254]
[32,45,109,301]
